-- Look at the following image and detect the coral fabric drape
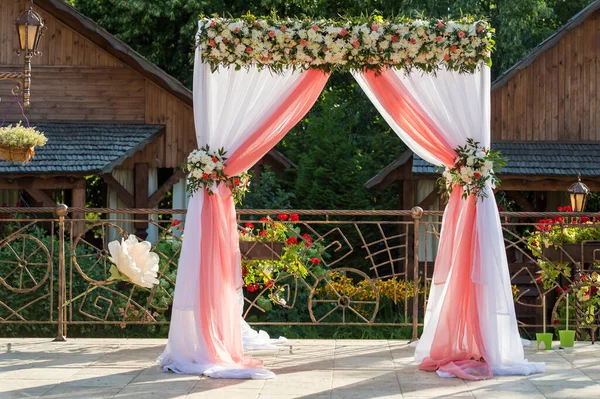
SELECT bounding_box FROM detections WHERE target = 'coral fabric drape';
[354,67,544,379]
[157,36,328,378]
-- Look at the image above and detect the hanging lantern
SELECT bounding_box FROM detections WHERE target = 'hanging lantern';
[568,174,589,213]
[15,2,45,55]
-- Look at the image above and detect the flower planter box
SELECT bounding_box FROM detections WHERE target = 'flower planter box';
[542,243,600,263]
[0,145,35,163]
[239,241,284,260]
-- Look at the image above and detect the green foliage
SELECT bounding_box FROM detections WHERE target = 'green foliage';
[241,166,295,210]
[288,81,404,210]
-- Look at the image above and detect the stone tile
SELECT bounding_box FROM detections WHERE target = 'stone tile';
[400,383,472,397]
[0,379,58,398]
[2,366,82,380]
[188,390,260,399]
[40,384,121,399]
[334,356,395,369]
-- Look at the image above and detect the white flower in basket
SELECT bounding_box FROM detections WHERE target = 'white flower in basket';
[108,235,160,288]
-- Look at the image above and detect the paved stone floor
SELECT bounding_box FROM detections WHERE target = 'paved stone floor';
[1,338,600,398]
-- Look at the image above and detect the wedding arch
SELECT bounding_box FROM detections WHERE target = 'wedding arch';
[157,15,545,381]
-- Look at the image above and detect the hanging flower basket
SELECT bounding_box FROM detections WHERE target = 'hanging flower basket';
[239,240,284,260]
[0,123,47,163]
[542,243,600,263]
[0,144,35,162]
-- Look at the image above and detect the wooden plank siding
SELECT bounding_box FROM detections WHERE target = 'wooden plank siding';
[491,11,600,142]
[0,0,195,169]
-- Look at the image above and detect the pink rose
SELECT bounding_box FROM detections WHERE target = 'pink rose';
[458,31,466,38]
[371,24,379,31]
[352,40,360,49]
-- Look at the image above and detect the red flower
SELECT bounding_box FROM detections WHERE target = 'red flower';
[536,275,543,283]
[450,45,458,52]
[277,214,289,221]
[280,26,287,31]
[443,54,450,61]
[300,39,308,47]
[435,36,443,43]
[260,217,268,222]
[592,287,598,295]
[553,319,560,325]
[222,38,229,44]
[266,280,274,288]
[437,21,445,28]
[371,24,379,31]
[242,267,247,276]
[233,28,240,34]
[473,172,481,179]
[581,216,591,223]
[247,284,255,293]
[16,201,23,207]
[571,220,579,225]
[233,178,240,186]
[339,28,348,37]
[171,219,181,227]
[302,233,312,243]
[259,230,268,237]
[457,31,466,38]
[531,240,538,246]
[352,40,360,49]
[409,38,416,44]
[290,214,299,222]
[209,21,216,28]
[268,31,275,38]
[245,223,254,229]
[311,258,320,265]
[245,47,253,53]
[209,40,216,47]
[497,206,504,212]
[563,205,573,212]
[391,35,399,43]
[202,173,209,179]
[558,206,563,212]
[477,25,484,33]
[286,236,298,245]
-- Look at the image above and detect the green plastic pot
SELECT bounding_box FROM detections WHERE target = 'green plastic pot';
[559,330,575,348]
[536,333,553,350]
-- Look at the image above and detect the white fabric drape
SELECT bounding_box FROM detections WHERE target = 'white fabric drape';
[157,43,313,379]
[354,66,544,377]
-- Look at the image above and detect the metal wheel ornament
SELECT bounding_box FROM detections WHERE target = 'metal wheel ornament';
[0,234,51,293]
[309,267,379,324]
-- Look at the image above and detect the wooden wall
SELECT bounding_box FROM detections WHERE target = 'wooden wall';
[492,11,600,142]
[0,0,195,169]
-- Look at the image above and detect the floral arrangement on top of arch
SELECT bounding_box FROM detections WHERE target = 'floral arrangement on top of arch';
[196,15,494,73]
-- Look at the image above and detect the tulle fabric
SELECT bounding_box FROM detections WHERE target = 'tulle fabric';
[158,29,328,379]
[354,66,544,379]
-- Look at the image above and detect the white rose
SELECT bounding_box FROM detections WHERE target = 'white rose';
[476,150,486,158]
[108,235,159,289]
[484,160,494,170]
[466,156,475,166]
[461,174,472,183]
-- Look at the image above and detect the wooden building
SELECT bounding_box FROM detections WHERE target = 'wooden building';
[366,0,600,214]
[0,0,294,237]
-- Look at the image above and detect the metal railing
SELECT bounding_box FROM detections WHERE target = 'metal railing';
[1,206,599,341]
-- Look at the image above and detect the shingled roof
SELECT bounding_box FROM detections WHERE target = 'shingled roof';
[366,142,600,188]
[0,123,164,175]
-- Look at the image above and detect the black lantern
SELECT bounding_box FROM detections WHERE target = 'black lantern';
[568,174,590,212]
[15,2,45,55]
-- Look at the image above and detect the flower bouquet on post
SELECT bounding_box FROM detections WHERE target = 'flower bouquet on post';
[182,145,250,204]
[438,138,507,202]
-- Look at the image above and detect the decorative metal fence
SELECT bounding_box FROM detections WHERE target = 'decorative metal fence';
[1,206,599,341]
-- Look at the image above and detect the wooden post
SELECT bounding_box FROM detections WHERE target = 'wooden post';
[71,186,86,238]
[134,163,149,239]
